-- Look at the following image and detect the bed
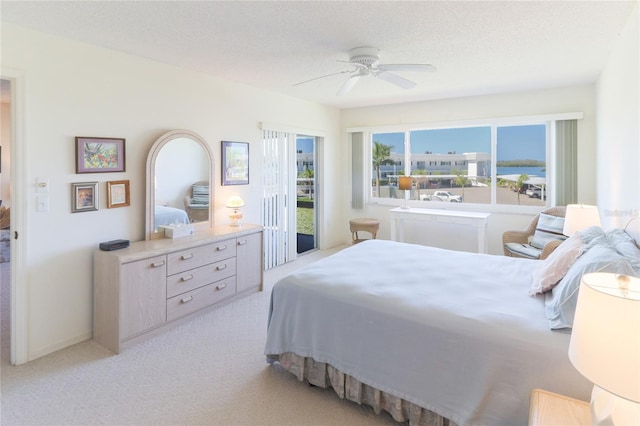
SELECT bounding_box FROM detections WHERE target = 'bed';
[264,227,639,425]
[154,205,190,227]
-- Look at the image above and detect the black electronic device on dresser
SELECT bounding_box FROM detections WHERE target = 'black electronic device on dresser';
[99,239,130,251]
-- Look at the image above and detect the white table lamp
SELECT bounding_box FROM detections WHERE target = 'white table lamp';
[563,204,602,236]
[568,272,640,425]
[226,195,245,227]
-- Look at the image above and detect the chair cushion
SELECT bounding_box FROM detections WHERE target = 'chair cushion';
[504,242,542,259]
[530,213,567,249]
[190,196,209,205]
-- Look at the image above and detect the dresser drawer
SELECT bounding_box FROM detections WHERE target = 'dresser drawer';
[166,258,236,298]
[167,239,236,275]
[166,276,236,322]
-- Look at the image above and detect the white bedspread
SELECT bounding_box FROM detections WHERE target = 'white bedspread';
[154,205,189,227]
[265,239,591,425]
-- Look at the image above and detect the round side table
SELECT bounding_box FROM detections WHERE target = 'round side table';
[349,218,380,244]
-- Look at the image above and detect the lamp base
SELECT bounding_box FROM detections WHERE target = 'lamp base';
[229,209,243,227]
[590,385,640,426]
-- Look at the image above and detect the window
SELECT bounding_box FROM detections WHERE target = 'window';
[371,121,549,208]
[496,124,547,205]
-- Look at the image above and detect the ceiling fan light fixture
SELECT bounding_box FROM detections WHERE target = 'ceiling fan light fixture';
[347,46,381,67]
[294,46,436,96]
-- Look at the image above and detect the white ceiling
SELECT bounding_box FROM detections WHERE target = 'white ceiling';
[1,1,636,109]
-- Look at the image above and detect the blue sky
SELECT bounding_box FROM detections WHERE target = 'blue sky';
[296,137,314,153]
[372,124,546,161]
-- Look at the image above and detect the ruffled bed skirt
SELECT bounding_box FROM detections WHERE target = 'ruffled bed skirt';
[268,352,457,426]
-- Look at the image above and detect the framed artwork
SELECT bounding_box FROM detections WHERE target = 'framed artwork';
[106,180,130,208]
[222,141,249,185]
[75,137,126,173]
[71,182,98,213]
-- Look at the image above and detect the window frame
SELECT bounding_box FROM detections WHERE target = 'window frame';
[353,112,582,214]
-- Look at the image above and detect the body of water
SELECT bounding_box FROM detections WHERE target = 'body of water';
[496,166,546,178]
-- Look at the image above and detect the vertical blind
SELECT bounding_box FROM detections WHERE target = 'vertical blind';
[351,132,365,209]
[555,119,578,205]
[261,129,297,270]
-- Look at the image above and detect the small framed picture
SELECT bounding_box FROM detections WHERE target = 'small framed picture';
[75,137,126,173]
[106,180,130,208]
[71,182,98,213]
[222,141,249,185]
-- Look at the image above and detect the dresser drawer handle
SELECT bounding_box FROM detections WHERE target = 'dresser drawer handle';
[181,274,193,282]
[216,245,227,251]
[216,264,227,271]
[180,296,193,304]
[152,260,165,268]
[216,283,227,291]
[181,253,194,260]
[238,240,248,246]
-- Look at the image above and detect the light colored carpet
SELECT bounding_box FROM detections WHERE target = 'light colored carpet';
[0,247,400,425]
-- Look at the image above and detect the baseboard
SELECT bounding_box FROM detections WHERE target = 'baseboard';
[28,331,92,362]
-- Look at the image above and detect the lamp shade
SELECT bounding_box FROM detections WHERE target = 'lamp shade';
[225,196,245,208]
[563,204,601,236]
[398,176,412,191]
[568,272,640,403]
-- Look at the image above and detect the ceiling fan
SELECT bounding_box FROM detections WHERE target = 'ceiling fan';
[294,46,436,96]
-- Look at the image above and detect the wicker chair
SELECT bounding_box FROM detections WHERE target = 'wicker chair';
[502,206,567,260]
[183,181,209,223]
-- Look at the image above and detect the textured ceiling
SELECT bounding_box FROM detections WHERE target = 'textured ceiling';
[1,1,636,109]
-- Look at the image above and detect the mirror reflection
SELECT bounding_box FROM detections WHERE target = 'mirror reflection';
[146,130,214,240]
[154,137,209,231]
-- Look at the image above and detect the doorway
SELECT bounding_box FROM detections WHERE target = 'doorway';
[261,127,321,270]
[0,78,12,365]
[295,135,317,254]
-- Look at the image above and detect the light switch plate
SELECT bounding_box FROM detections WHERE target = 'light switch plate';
[36,195,49,212]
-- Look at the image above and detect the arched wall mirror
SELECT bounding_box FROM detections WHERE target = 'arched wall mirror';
[146,129,215,240]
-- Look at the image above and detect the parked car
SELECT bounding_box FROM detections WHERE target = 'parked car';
[526,187,545,199]
[420,194,443,202]
[433,191,463,202]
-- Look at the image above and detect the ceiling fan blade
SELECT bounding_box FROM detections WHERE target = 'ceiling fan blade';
[293,69,353,87]
[336,74,361,96]
[377,64,436,73]
[375,71,416,90]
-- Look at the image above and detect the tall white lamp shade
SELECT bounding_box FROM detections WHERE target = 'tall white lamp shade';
[569,272,640,425]
[563,204,601,236]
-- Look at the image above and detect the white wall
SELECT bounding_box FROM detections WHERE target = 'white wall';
[596,3,639,229]
[1,24,342,361]
[340,86,597,254]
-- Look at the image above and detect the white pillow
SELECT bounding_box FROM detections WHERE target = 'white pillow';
[530,233,585,295]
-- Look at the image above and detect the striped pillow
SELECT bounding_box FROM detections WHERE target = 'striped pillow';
[530,213,567,249]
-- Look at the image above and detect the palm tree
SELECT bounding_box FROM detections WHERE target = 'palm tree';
[300,167,314,200]
[515,174,529,204]
[452,168,469,200]
[372,141,394,197]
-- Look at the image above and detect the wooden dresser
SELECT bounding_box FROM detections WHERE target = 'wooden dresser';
[93,225,263,353]
[529,388,592,426]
